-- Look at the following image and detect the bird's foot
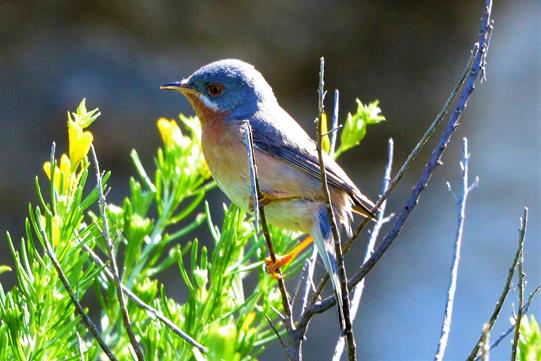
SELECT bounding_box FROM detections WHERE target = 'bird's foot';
[264,236,314,280]
[264,255,291,280]
[249,191,271,212]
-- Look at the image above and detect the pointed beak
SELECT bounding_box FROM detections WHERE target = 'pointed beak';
[160,79,196,94]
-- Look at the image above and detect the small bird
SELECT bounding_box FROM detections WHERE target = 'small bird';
[161,59,374,325]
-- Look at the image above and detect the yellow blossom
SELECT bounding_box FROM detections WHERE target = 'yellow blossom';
[43,154,72,193]
[321,111,331,154]
[157,118,183,148]
[68,121,93,169]
[41,215,61,247]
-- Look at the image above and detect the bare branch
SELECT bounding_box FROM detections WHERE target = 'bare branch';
[343,45,478,254]
[434,138,477,361]
[91,145,145,361]
[43,143,117,361]
[334,138,394,361]
[316,57,357,361]
[512,210,525,361]
[476,285,540,359]
[301,0,493,325]
[241,121,296,359]
[299,249,318,318]
[329,89,340,158]
[479,324,491,361]
[465,207,528,361]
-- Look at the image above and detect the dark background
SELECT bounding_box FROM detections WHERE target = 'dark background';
[0,1,539,360]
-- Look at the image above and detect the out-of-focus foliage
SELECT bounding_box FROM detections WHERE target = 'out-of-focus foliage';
[518,315,541,361]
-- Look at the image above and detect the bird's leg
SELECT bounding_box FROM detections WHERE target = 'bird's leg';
[265,236,313,279]
[249,191,300,212]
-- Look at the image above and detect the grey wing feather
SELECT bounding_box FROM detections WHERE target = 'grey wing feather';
[248,105,375,217]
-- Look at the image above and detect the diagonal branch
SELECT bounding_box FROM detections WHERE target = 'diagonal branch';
[300,0,493,327]
[91,145,145,361]
[434,138,478,361]
[476,284,540,359]
[79,241,208,353]
[465,207,528,361]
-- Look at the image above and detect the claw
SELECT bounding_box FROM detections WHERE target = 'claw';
[249,192,271,212]
[264,255,288,280]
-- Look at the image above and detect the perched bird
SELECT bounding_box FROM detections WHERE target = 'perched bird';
[161,59,374,324]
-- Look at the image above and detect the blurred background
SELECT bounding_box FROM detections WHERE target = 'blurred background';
[0,0,539,359]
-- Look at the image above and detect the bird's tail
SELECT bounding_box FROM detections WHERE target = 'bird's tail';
[312,207,345,331]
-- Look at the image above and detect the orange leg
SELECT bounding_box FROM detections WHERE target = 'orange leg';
[265,236,314,279]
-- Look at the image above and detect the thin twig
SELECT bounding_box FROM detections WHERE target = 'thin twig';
[333,138,394,361]
[311,16,481,305]
[479,324,490,361]
[316,57,357,361]
[434,138,478,361]
[299,249,318,318]
[301,0,493,327]
[465,207,528,361]
[511,213,525,361]
[265,314,288,355]
[43,143,117,361]
[476,285,540,359]
[241,121,296,359]
[91,145,145,361]
[329,89,340,158]
[80,242,208,353]
[343,37,479,255]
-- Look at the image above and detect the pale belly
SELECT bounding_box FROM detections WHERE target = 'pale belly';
[202,127,322,233]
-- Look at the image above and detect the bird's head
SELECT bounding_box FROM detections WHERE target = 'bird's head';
[161,59,276,120]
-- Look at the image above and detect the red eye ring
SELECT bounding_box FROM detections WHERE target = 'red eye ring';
[207,83,224,96]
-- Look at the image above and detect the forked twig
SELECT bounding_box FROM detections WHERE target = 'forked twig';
[300,0,493,324]
[476,285,540,359]
[434,138,478,361]
[465,207,528,361]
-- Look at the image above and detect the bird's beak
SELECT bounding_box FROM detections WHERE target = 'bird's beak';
[160,79,196,94]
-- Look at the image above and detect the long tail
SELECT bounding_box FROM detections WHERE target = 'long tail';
[312,207,345,330]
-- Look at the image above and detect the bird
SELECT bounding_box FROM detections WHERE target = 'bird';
[161,59,375,326]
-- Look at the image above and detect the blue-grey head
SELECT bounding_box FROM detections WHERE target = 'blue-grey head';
[161,59,277,119]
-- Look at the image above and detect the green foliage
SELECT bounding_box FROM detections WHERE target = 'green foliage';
[334,99,385,159]
[518,315,541,361]
[0,97,380,360]
[0,101,307,360]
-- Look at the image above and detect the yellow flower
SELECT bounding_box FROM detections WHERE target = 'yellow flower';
[41,215,61,247]
[68,120,93,169]
[157,118,183,148]
[321,111,331,154]
[43,154,72,193]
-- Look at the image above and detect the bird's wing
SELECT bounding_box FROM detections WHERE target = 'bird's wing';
[248,106,375,217]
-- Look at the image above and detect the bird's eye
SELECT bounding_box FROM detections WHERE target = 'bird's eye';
[207,83,224,97]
